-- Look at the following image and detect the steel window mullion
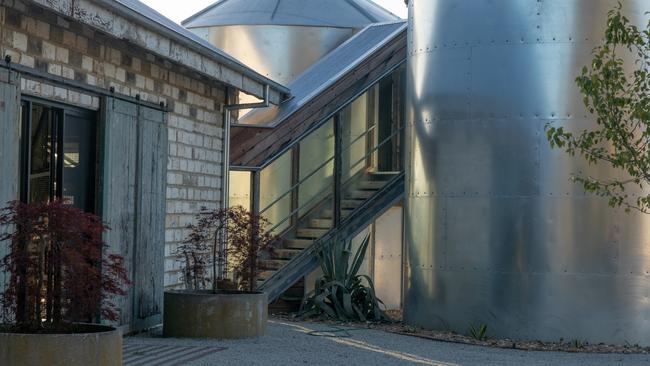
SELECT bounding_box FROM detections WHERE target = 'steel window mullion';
[333,114,343,228]
[55,110,64,200]
[19,101,32,203]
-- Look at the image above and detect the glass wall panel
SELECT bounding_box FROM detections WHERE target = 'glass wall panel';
[298,119,334,216]
[340,92,370,181]
[229,171,251,210]
[376,77,396,172]
[259,150,292,233]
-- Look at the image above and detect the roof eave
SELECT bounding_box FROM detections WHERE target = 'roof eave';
[30,0,290,103]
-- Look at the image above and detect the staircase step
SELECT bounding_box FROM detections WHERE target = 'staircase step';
[296,227,329,238]
[321,208,354,219]
[259,259,290,270]
[346,190,374,200]
[258,270,276,281]
[368,171,400,176]
[284,238,313,249]
[341,199,364,209]
[310,218,332,229]
[358,180,387,190]
[274,248,302,259]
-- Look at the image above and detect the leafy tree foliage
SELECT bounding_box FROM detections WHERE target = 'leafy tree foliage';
[0,200,129,332]
[546,5,650,212]
[179,206,279,293]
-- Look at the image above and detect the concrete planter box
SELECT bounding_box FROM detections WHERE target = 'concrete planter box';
[0,324,122,366]
[163,290,267,339]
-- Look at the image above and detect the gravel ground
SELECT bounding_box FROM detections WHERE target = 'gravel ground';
[125,319,650,366]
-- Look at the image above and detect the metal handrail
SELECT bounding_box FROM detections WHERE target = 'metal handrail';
[340,125,405,190]
[259,124,376,215]
[254,60,406,170]
[263,125,404,233]
[258,171,406,299]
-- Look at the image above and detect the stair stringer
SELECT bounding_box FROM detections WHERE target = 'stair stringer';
[259,173,405,303]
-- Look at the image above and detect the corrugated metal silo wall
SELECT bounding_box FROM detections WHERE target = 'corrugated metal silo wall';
[404,0,650,344]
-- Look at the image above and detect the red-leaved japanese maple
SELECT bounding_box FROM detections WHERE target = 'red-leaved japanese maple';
[0,200,129,333]
[178,205,279,293]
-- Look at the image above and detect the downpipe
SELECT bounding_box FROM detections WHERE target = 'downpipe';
[219,85,271,279]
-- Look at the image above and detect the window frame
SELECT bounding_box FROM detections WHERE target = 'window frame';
[19,96,99,213]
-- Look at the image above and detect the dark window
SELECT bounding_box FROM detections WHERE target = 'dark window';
[20,99,98,213]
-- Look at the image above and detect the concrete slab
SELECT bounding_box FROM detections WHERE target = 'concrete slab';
[124,319,650,365]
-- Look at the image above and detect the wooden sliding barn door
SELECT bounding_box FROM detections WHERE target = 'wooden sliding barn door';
[0,70,20,292]
[101,97,167,332]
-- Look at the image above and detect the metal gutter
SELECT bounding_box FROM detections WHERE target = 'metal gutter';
[218,85,270,277]
[220,85,270,210]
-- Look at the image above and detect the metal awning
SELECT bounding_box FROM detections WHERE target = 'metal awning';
[236,21,407,127]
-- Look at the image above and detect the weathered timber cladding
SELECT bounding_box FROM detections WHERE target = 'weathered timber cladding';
[101,97,138,329]
[134,105,167,330]
[102,97,167,332]
[0,69,20,291]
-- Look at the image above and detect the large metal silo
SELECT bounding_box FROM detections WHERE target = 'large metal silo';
[182,0,399,87]
[405,0,650,344]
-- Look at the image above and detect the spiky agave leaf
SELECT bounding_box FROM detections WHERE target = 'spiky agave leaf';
[299,234,390,322]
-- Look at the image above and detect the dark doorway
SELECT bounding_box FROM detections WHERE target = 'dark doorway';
[20,99,98,213]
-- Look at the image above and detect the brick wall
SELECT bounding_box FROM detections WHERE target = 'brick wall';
[0,0,227,288]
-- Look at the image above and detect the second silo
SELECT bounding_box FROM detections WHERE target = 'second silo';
[182,0,399,87]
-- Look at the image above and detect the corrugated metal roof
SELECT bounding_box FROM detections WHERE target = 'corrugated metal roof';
[237,21,407,127]
[182,0,401,28]
[102,0,289,95]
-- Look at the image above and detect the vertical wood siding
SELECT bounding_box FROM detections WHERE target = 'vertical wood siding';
[102,97,167,332]
[101,97,138,329]
[134,105,167,331]
[0,70,20,293]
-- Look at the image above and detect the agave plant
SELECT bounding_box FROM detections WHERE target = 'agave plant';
[299,234,389,322]
[468,323,488,341]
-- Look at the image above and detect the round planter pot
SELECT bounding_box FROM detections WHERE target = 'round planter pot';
[0,324,122,366]
[163,290,267,339]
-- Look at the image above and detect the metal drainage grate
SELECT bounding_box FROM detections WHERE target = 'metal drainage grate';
[123,343,227,366]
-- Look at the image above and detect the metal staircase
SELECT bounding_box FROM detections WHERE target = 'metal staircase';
[248,119,404,309]
[257,171,404,304]
[230,70,406,309]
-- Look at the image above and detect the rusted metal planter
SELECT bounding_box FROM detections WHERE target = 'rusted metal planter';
[163,290,267,339]
[0,324,122,366]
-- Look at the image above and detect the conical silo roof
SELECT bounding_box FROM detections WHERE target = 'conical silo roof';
[182,0,401,28]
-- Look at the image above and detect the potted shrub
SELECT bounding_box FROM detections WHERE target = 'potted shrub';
[0,200,129,366]
[163,205,279,339]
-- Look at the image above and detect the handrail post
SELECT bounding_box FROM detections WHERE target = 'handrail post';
[333,114,343,228]
[252,170,261,217]
[290,145,300,227]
